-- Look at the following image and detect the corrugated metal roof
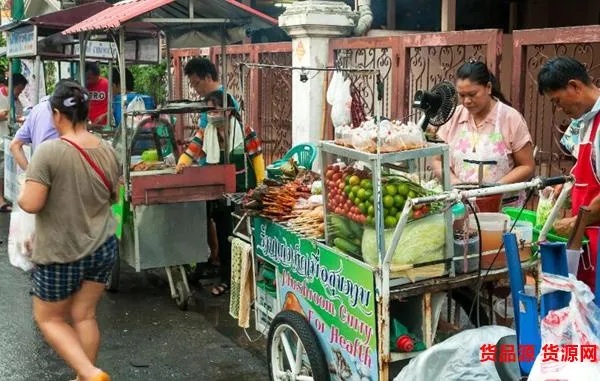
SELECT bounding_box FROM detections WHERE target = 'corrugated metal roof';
[63,0,278,35]
[1,1,112,34]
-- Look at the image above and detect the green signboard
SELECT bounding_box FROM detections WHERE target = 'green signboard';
[253,217,378,380]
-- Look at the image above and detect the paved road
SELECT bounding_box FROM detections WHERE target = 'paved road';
[0,215,268,381]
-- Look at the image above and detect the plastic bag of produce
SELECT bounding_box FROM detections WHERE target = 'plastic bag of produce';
[8,207,36,272]
[535,188,555,229]
[362,214,445,271]
[528,273,600,381]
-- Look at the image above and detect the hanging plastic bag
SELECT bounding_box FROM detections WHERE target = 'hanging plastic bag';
[8,207,36,272]
[126,95,148,130]
[528,273,600,381]
[328,71,352,128]
[535,188,555,229]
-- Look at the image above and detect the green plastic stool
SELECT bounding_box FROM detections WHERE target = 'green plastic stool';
[267,143,318,179]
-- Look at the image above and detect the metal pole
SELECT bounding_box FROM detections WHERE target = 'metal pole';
[107,60,113,128]
[164,32,173,101]
[118,28,129,194]
[221,25,229,164]
[79,32,87,85]
[33,55,41,105]
[7,59,13,125]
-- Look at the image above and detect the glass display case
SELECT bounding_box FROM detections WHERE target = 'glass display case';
[318,141,454,286]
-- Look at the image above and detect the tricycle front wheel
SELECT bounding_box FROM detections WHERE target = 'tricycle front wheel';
[267,311,329,381]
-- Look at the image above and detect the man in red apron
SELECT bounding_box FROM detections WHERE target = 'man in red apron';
[538,57,600,291]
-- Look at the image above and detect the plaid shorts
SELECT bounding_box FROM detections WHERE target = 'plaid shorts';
[32,236,118,302]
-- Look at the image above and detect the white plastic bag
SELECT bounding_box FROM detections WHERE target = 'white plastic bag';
[394,325,515,381]
[535,188,555,229]
[528,273,600,381]
[126,95,147,129]
[328,71,352,128]
[8,208,36,272]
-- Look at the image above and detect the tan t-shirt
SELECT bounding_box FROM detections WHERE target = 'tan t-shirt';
[26,139,120,265]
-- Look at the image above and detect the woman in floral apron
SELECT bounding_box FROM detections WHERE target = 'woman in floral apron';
[433,60,535,206]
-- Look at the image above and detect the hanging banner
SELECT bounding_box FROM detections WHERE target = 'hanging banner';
[6,25,37,58]
[253,217,379,381]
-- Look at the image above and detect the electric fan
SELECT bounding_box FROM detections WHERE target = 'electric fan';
[412,81,458,140]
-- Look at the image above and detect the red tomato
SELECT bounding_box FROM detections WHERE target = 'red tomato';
[325,169,334,179]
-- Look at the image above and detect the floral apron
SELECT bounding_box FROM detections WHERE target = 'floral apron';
[451,102,523,205]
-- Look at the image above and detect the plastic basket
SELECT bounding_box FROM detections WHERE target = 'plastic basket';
[502,207,588,244]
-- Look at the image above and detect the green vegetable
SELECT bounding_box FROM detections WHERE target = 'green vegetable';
[330,215,355,240]
[347,219,364,239]
[362,214,446,267]
[535,197,553,229]
[334,237,361,255]
[141,149,159,162]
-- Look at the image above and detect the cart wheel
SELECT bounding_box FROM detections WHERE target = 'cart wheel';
[106,251,120,292]
[175,280,190,311]
[268,311,329,381]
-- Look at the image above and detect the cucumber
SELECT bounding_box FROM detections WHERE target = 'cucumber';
[334,237,361,255]
[330,215,355,240]
[347,219,364,239]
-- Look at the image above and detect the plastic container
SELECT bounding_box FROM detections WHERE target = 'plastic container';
[468,213,510,253]
[474,194,503,212]
[512,220,533,243]
[453,232,480,274]
[566,248,582,276]
[502,207,588,245]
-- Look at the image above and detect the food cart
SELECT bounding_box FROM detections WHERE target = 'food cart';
[62,0,277,309]
[229,73,574,380]
[0,1,130,203]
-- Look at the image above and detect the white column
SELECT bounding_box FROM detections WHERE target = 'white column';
[279,1,355,147]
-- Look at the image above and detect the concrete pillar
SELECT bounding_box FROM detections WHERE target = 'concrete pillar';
[279,1,355,147]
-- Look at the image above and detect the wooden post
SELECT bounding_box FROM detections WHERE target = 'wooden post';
[441,0,456,32]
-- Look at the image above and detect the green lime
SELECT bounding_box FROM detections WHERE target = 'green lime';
[368,205,375,216]
[365,189,373,199]
[358,203,368,214]
[390,207,398,216]
[383,195,394,208]
[351,185,361,194]
[385,184,398,196]
[397,183,409,196]
[366,215,374,226]
[396,211,401,219]
[369,195,374,204]
[354,197,362,206]
[357,188,367,201]
[348,191,356,201]
[344,185,352,194]
[349,175,360,186]
[345,176,351,185]
[384,215,398,228]
[382,186,388,196]
[393,195,406,208]
[360,179,372,189]
[408,190,417,199]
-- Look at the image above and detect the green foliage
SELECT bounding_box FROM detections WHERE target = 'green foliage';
[44,62,57,94]
[130,62,168,105]
[0,34,8,74]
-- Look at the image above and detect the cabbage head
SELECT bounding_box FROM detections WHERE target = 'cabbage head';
[362,214,446,267]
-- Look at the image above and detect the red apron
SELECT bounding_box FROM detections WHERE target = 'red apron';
[571,113,600,291]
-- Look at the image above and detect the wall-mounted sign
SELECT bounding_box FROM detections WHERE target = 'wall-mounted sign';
[6,25,37,58]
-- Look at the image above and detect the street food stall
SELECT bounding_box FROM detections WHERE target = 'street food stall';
[62,0,277,309]
[224,74,575,380]
[0,1,161,203]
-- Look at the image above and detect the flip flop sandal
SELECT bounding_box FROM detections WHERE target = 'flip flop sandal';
[211,283,230,297]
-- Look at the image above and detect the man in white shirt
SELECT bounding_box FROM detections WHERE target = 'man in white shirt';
[0,73,28,212]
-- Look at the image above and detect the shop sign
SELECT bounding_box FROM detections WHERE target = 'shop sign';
[253,217,378,381]
[6,25,37,58]
[72,41,117,60]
